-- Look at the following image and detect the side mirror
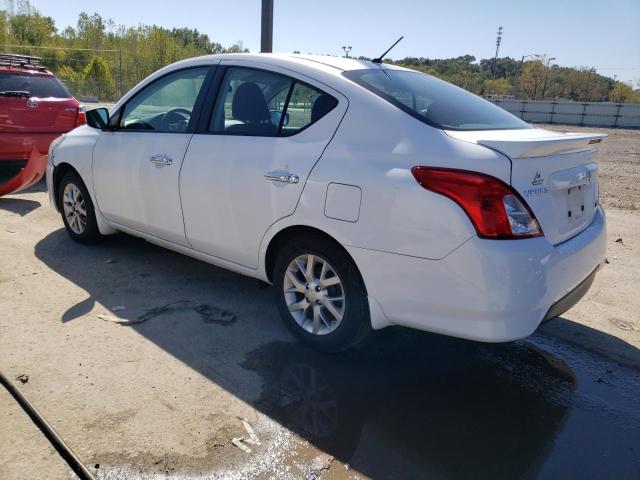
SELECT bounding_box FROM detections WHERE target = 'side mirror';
[86,108,110,130]
[270,110,290,127]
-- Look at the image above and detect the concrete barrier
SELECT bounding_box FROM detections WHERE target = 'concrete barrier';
[488,99,640,128]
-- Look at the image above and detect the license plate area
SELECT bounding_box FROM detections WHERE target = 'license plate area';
[566,185,586,223]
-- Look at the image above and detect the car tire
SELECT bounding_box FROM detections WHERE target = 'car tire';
[273,234,371,352]
[58,171,102,244]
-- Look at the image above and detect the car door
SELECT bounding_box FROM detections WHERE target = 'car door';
[92,66,212,246]
[180,63,347,268]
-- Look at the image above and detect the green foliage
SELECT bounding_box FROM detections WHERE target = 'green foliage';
[392,55,625,102]
[56,64,80,83]
[609,82,638,103]
[479,57,521,78]
[7,11,54,45]
[82,55,115,99]
[483,78,512,96]
[518,60,547,99]
[0,10,9,46]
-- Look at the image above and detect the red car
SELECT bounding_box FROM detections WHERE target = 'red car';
[0,54,85,196]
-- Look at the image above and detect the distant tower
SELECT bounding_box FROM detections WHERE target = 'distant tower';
[493,26,503,78]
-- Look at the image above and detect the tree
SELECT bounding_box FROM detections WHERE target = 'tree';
[483,78,512,96]
[76,12,107,50]
[82,55,115,100]
[480,57,521,78]
[448,70,484,94]
[8,10,55,45]
[57,65,82,92]
[518,61,547,99]
[170,27,221,54]
[224,41,248,53]
[609,82,635,102]
[0,10,9,46]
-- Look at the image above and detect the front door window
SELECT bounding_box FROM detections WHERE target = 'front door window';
[120,67,208,133]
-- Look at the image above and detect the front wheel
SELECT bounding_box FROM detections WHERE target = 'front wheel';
[58,171,102,244]
[273,234,371,352]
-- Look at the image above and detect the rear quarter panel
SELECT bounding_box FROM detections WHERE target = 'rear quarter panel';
[262,85,514,264]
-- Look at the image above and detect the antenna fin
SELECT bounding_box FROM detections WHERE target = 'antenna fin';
[372,36,404,64]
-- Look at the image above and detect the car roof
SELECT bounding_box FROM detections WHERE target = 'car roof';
[0,66,54,76]
[285,54,403,71]
[168,52,411,77]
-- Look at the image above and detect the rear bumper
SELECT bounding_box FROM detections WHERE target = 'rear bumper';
[348,206,607,342]
[542,266,598,322]
[0,132,60,196]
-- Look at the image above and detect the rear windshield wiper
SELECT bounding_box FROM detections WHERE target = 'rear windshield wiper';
[0,90,31,98]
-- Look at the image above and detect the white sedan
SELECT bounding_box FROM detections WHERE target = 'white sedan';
[46,54,607,352]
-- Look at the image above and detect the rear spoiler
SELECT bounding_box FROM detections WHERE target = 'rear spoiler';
[445,130,607,159]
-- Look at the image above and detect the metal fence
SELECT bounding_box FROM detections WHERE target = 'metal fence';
[487,99,640,128]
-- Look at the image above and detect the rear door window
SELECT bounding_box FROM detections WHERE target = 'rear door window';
[209,67,292,136]
[281,83,338,136]
[0,73,72,98]
[208,67,338,137]
[343,69,530,131]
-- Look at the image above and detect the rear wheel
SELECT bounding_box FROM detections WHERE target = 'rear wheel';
[273,234,371,352]
[58,171,102,244]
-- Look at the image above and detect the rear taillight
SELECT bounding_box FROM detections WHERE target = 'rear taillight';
[75,105,86,127]
[411,167,543,239]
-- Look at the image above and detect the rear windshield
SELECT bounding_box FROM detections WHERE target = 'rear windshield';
[0,72,72,98]
[343,69,530,131]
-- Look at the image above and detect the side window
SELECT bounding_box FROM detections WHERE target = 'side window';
[120,67,208,133]
[209,67,338,137]
[209,67,292,136]
[281,83,338,136]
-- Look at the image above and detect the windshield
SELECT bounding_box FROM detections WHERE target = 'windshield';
[343,69,530,131]
[0,72,72,98]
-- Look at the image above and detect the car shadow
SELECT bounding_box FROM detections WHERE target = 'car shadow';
[21,178,48,194]
[540,317,640,369]
[33,229,640,479]
[0,197,41,216]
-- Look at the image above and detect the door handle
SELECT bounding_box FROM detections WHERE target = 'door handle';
[264,171,299,184]
[150,154,173,166]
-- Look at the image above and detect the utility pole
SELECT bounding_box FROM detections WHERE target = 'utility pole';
[541,56,556,99]
[342,46,352,58]
[261,0,273,53]
[493,26,503,78]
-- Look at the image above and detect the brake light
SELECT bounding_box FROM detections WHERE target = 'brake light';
[411,167,543,239]
[75,105,86,127]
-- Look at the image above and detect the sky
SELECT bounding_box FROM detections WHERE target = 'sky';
[23,0,640,83]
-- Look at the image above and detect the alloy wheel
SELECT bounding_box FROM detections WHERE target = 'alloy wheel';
[283,254,345,335]
[62,183,87,235]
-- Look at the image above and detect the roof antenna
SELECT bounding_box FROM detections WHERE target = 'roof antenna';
[372,36,404,63]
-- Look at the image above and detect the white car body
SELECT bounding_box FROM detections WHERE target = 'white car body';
[46,54,607,344]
